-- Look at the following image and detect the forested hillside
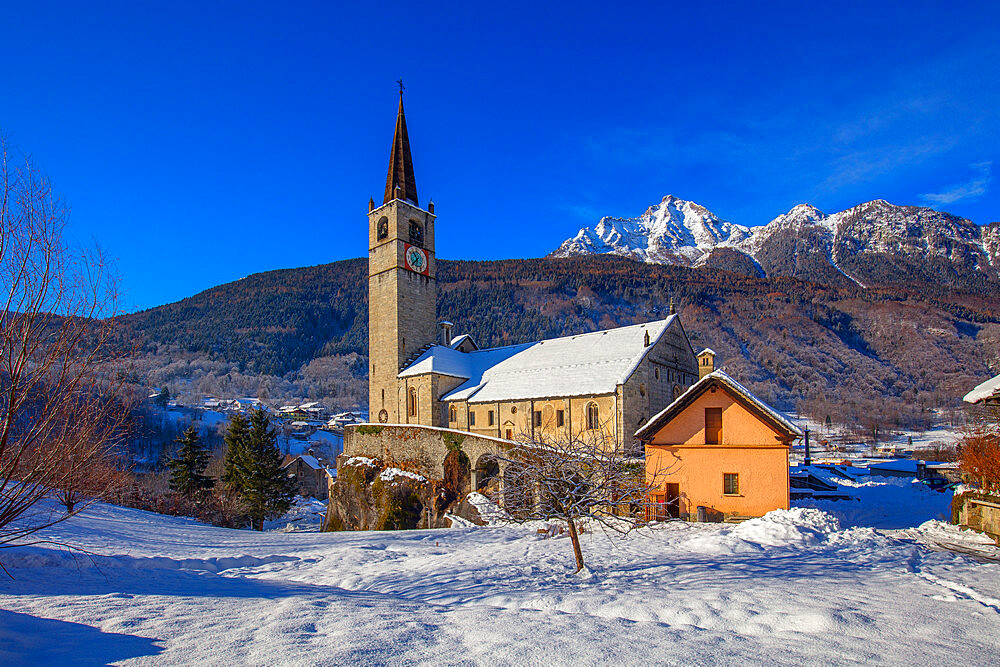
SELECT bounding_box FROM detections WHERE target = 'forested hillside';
[120,255,1000,430]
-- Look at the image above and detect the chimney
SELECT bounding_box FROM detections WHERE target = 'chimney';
[697,348,716,379]
[803,429,812,466]
[439,321,454,346]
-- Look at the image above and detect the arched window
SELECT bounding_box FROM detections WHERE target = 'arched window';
[377,216,389,241]
[448,405,457,422]
[409,220,423,246]
[586,402,599,430]
[408,387,417,417]
[672,385,682,399]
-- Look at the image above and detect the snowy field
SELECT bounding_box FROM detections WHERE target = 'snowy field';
[2,481,999,665]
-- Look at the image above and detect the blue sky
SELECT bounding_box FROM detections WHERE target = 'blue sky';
[2,2,998,311]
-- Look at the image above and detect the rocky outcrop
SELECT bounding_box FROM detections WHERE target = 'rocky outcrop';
[323,455,485,531]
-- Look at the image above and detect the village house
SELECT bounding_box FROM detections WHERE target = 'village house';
[282,450,330,499]
[636,370,802,522]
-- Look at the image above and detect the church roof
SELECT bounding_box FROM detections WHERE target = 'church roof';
[383,94,418,205]
[634,369,802,441]
[399,316,680,403]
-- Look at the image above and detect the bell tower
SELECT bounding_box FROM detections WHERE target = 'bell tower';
[368,88,437,424]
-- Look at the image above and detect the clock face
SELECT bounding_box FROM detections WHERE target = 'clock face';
[404,245,428,274]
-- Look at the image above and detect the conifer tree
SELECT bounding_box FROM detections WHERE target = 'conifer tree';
[167,426,214,498]
[227,409,294,530]
[222,412,250,494]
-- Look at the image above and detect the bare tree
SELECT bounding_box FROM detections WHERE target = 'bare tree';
[491,428,670,573]
[0,136,130,563]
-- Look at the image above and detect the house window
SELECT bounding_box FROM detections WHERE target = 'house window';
[723,473,739,495]
[448,405,457,422]
[654,367,660,380]
[469,411,476,426]
[505,428,513,439]
[533,411,542,427]
[408,387,417,417]
[705,408,722,444]
[488,410,495,426]
[556,410,565,427]
[586,402,599,430]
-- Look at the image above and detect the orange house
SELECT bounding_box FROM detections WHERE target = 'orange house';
[636,370,801,521]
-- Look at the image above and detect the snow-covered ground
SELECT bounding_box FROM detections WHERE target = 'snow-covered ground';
[2,481,999,665]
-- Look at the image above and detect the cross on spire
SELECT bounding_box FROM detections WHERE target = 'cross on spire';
[396,78,405,96]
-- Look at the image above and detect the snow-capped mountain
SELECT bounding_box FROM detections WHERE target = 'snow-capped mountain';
[553,196,1000,290]
[553,195,751,265]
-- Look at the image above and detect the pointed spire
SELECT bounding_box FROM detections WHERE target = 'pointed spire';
[669,297,676,315]
[383,89,418,205]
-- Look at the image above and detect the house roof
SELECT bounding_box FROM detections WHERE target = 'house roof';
[635,369,802,441]
[282,454,323,470]
[963,373,1000,404]
[399,316,680,403]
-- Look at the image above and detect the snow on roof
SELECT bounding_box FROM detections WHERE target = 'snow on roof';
[297,455,322,470]
[698,348,716,356]
[869,459,923,473]
[400,317,678,403]
[963,373,1000,404]
[449,333,477,350]
[636,369,802,439]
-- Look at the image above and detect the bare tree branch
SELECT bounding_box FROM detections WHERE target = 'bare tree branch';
[0,135,132,564]
[488,422,675,573]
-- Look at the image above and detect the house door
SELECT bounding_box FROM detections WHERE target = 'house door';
[664,483,680,518]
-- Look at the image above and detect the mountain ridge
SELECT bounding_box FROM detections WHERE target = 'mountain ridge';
[120,254,1000,427]
[553,196,1000,292]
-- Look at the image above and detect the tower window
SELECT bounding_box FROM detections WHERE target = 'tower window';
[408,387,418,417]
[586,402,599,430]
[377,216,389,241]
[409,220,424,246]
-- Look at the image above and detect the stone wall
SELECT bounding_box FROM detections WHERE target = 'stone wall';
[368,197,438,425]
[956,492,1000,542]
[343,423,510,485]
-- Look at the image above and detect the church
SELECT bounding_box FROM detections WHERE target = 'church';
[366,92,704,454]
